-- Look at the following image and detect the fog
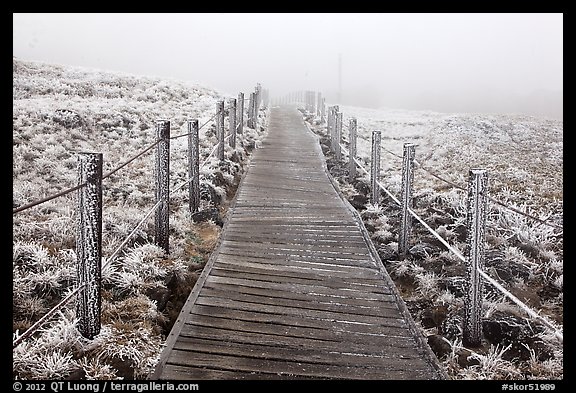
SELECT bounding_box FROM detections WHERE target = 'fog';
[13,13,563,119]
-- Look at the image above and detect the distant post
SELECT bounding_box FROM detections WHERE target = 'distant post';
[237,92,244,134]
[217,100,225,161]
[229,98,237,148]
[398,143,416,257]
[335,112,342,161]
[348,118,357,182]
[370,130,381,206]
[463,169,488,347]
[76,152,103,339]
[155,120,170,253]
[187,119,200,213]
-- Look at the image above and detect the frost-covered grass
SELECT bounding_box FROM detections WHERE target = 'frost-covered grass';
[305,102,563,380]
[13,58,268,379]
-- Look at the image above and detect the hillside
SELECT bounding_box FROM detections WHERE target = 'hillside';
[13,58,268,379]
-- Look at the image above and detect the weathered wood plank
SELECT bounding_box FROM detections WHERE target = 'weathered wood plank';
[205,274,392,299]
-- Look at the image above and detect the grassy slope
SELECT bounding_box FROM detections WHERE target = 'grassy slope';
[13,58,267,379]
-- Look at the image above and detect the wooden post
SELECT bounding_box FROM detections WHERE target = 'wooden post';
[76,152,102,339]
[335,112,342,161]
[317,92,322,117]
[155,120,170,253]
[370,130,381,206]
[398,143,416,257]
[237,92,244,135]
[254,86,261,130]
[187,119,200,214]
[463,169,488,347]
[320,97,326,123]
[349,117,357,182]
[217,100,225,161]
[329,105,340,154]
[229,98,237,148]
[327,106,334,151]
[247,92,255,129]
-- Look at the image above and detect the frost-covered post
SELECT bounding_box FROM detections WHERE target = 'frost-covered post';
[187,119,200,214]
[335,111,342,161]
[463,168,488,347]
[316,92,322,118]
[254,86,261,130]
[247,92,255,129]
[370,130,381,206]
[155,120,170,254]
[327,106,334,147]
[237,92,244,134]
[320,97,326,123]
[217,100,225,161]
[228,98,237,148]
[349,117,357,182]
[76,152,102,339]
[398,143,416,257]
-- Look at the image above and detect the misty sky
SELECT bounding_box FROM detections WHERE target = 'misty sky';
[13,13,563,118]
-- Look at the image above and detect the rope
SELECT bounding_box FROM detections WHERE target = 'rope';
[13,284,85,349]
[13,139,161,215]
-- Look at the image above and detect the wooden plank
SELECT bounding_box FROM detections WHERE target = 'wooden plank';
[216,253,382,276]
[194,296,406,327]
[221,239,372,255]
[213,259,384,281]
[209,266,388,292]
[172,336,431,368]
[205,274,392,299]
[184,311,414,344]
[201,281,393,308]
[198,287,397,317]
[190,304,403,335]
[164,349,434,380]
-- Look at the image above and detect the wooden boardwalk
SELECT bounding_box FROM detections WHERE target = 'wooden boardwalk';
[152,106,445,380]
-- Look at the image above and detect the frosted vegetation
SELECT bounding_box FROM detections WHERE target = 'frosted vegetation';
[13,58,268,379]
[306,103,563,380]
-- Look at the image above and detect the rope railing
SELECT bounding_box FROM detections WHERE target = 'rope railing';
[12,139,162,215]
[320,107,564,345]
[352,130,563,230]
[13,110,225,216]
[12,283,86,349]
[13,83,267,350]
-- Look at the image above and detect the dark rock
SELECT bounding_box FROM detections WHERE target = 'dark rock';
[427,334,452,359]
[353,180,371,197]
[364,222,376,233]
[409,242,437,259]
[518,241,541,260]
[53,109,84,129]
[456,348,481,368]
[200,183,222,205]
[230,150,243,163]
[440,313,463,341]
[348,194,368,210]
[145,285,171,312]
[439,276,467,297]
[537,283,561,301]
[192,207,223,227]
[421,305,449,330]
[65,368,87,380]
[377,244,398,261]
[481,311,553,361]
